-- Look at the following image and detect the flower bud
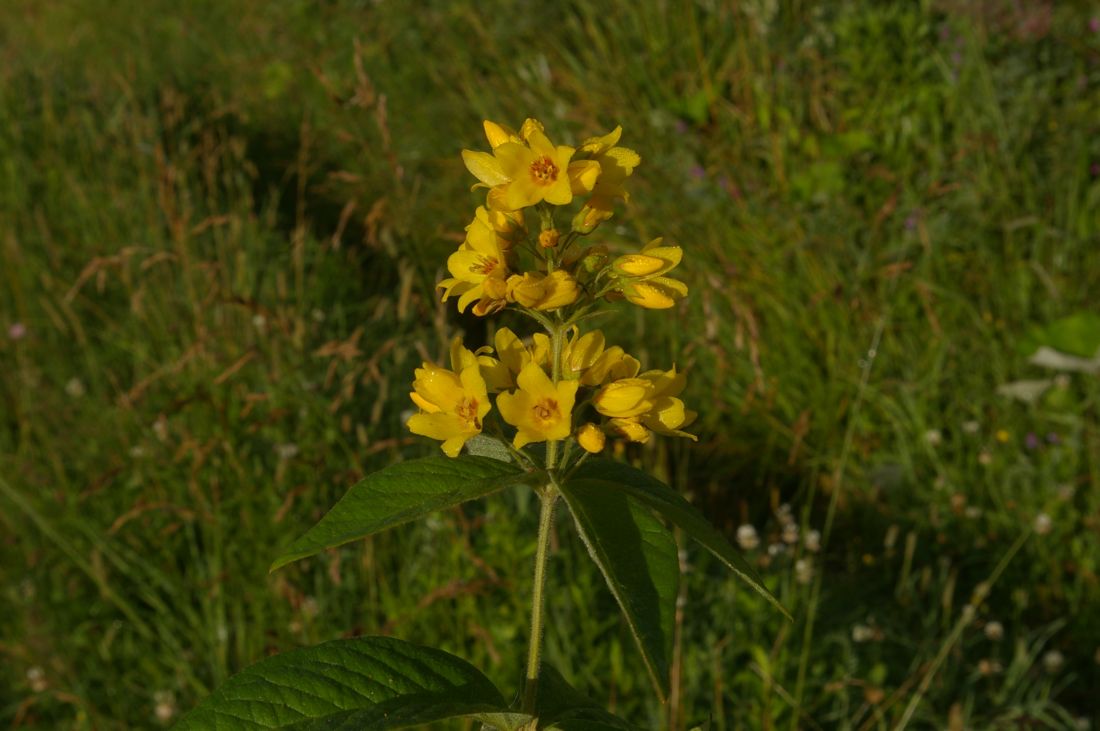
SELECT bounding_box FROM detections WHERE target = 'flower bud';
[572,205,611,234]
[538,229,560,249]
[576,423,606,453]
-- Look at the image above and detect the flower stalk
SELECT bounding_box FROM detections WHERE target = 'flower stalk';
[522,483,558,713]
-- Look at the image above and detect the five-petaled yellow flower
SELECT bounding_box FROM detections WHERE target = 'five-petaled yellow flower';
[462,118,600,211]
[406,342,491,457]
[497,362,579,448]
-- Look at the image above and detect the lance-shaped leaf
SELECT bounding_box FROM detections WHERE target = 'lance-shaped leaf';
[558,480,678,701]
[569,459,789,619]
[272,456,535,571]
[534,664,641,730]
[174,636,508,730]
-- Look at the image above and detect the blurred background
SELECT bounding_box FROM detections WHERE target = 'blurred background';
[1,1,1098,728]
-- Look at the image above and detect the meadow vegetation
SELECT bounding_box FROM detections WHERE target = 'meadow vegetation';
[1,1,1098,728]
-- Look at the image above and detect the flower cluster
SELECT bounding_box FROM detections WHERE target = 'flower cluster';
[408,117,695,461]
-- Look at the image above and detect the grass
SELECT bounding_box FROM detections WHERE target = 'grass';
[1,0,1098,728]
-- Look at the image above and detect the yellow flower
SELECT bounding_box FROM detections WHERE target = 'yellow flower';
[620,277,688,309]
[438,207,517,316]
[497,362,579,448]
[531,328,608,381]
[607,417,651,443]
[576,423,606,453]
[406,343,491,457]
[461,118,600,211]
[507,270,580,311]
[637,366,697,441]
[593,378,653,418]
[577,125,641,213]
[478,327,535,392]
[613,238,688,309]
[581,344,640,386]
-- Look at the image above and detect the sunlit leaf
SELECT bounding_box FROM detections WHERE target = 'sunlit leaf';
[271,456,536,571]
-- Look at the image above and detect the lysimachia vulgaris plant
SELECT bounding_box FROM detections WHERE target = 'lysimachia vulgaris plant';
[176,118,786,730]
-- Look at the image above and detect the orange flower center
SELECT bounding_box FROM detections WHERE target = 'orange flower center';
[532,397,560,424]
[457,397,481,430]
[471,256,499,276]
[529,156,559,185]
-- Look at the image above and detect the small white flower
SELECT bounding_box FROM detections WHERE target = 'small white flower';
[851,624,874,643]
[924,429,943,446]
[1042,649,1064,674]
[26,666,47,692]
[65,377,86,398]
[153,691,176,723]
[736,524,759,551]
[767,542,785,558]
[795,558,812,584]
[275,443,299,460]
[964,506,983,519]
[983,621,1004,641]
[781,522,799,545]
[311,308,326,322]
[776,503,794,526]
[978,451,993,466]
[962,420,980,434]
[252,314,266,329]
[1075,718,1091,731]
[804,529,821,553]
[129,445,146,459]
[153,416,169,442]
[1034,513,1052,535]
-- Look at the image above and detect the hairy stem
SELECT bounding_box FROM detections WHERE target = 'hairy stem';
[522,484,558,713]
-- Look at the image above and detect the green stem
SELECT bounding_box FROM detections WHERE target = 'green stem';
[522,485,558,713]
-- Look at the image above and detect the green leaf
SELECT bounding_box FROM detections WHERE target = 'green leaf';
[464,434,515,463]
[174,636,508,730]
[535,664,641,730]
[558,480,677,701]
[271,456,535,571]
[1022,311,1100,358]
[569,460,789,620]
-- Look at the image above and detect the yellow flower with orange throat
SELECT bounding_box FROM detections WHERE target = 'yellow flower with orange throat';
[406,341,491,457]
[461,118,600,211]
[497,362,578,448]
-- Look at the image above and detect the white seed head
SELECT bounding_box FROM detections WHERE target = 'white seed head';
[984,621,1004,641]
[804,529,821,553]
[1042,649,1064,674]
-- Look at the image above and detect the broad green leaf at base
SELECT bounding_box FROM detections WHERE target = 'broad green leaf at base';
[271,456,535,571]
[559,480,677,702]
[569,459,789,619]
[174,636,508,730]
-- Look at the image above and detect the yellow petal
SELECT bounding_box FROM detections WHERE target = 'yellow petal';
[621,277,688,309]
[483,120,519,148]
[568,159,601,194]
[594,378,653,418]
[516,361,556,401]
[462,150,510,187]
